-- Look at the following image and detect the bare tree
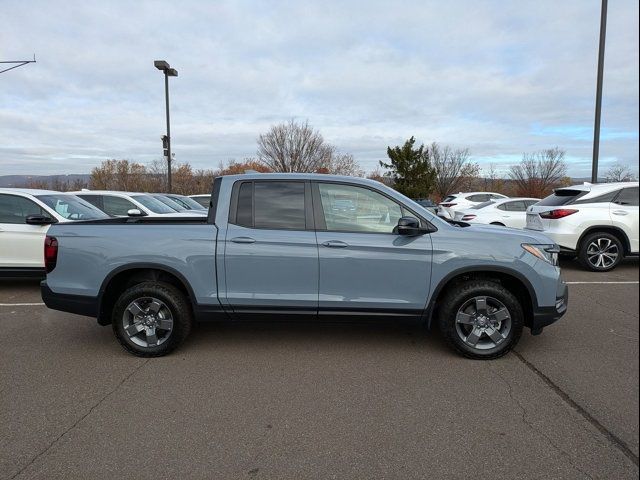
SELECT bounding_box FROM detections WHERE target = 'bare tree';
[257,120,334,172]
[430,143,479,198]
[509,148,568,197]
[605,163,636,183]
[326,152,364,176]
[482,163,507,194]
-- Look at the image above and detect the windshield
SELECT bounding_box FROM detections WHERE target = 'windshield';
[168,195,206,210]
[131,195,178,214]
[36,194,109,220]
[471,201,495,210]
[152,194,188,211]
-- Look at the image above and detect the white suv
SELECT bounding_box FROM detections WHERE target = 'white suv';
[526,182,639,271]
[0,189,108,276]
[438,192,508,219]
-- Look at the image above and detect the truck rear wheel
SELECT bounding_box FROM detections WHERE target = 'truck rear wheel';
[112,281,193,357]
[438,280,523,359]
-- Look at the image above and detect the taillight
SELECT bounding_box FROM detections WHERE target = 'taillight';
[440,203,457,208]
[539,209,578,219]
[44,236,58,273]
[461,214,476,221]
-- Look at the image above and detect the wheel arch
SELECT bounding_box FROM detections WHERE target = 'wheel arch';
[577,226,631,255]
[424,266,536,330]
[97,263,195,325]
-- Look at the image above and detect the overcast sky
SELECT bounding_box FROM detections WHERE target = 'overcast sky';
[1,0,638,177]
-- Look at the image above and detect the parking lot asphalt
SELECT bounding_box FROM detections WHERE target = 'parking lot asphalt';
[1,259,638,479]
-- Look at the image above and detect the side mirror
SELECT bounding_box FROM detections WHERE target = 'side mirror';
[26,214,56,225]
[127,209,146,217]
[396,216,426,236]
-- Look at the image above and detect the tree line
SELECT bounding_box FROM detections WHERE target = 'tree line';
[23,119,635,198]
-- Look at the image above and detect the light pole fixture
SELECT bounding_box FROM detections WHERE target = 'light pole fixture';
[154,60,178,192]
[0,54,36,74]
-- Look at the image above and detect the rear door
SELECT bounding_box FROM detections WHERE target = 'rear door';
[313,181,432,320]
[223,180,318,318]
[0,194,49,268]
[611,187,639,253]
[497,200,527,228]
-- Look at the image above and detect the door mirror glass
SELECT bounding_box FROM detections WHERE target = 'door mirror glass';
[25,214,56,225]
[127,208,146,217]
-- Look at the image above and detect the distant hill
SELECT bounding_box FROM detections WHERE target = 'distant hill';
[0,174,91,188]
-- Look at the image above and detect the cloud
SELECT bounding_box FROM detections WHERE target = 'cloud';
[0,0,638,177]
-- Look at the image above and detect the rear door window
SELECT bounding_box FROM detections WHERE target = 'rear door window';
[467,194,490,202]
[232,181,307,230]
[499,201,526,212]
[615,187,639,206]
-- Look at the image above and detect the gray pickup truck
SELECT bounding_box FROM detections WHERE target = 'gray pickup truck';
[41,173,568,359]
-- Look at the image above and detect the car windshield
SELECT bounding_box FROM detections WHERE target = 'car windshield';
[152,194,188,211]
[131,195,178,214]
[471,201,495,210]
[191,196,210,208]
[168,195,206,210]
[36,194,109,220]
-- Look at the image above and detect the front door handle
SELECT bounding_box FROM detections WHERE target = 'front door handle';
[230,236,256,244]
[612,210,629,216]
[322,240,349,248]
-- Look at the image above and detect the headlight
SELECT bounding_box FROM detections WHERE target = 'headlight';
[522,243,560,266]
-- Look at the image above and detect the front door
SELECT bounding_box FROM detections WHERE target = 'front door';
[313,182,432,320]
[611,186,639,252]
[0,194,49,269]
[223,180,318,318]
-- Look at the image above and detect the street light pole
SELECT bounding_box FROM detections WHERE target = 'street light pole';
[591,0,608,183]
[154,60,178,192]
[164,70,172,193]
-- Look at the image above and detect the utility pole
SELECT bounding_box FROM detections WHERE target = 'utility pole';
[591,0,608,183]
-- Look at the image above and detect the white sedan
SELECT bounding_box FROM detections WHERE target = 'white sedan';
[454,197,540,229]
[0,188,108,277]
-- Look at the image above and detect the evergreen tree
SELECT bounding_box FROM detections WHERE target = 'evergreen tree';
[380,137,436,198]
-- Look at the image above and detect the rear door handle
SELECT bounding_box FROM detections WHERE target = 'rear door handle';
[230,236,256,244]
[322,240,349,248]
[612,210,629,216]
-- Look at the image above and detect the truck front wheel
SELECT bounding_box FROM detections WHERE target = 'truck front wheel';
[112,281,193,357]
[438,280,524,359]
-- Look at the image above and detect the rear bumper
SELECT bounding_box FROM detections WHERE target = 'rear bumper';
[530,281,568,334]
[41,281,98,318]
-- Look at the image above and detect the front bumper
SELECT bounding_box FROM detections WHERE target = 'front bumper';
[530,281,568,334]
[41,281,98,318]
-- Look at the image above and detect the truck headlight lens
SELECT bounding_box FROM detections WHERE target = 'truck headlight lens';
[522,244,559,266]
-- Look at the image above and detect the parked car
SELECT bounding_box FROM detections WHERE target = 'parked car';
[438,192,508,219]
[0,188,108,277]
[413,198,438,216]
[189,194,210,209]
[526,182,639,271]
[164,194,207,211]
[72,191,196,217]
[150,194,207,216]
[42,174,567,360]
[454,198,540,229]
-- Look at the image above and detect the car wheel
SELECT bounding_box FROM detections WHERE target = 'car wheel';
[438,280,523,359]
[578,232,623,272]
[112,281,193,357]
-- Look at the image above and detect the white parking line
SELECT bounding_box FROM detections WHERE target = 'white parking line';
[0,302,45,306]
[565,281,639,285]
